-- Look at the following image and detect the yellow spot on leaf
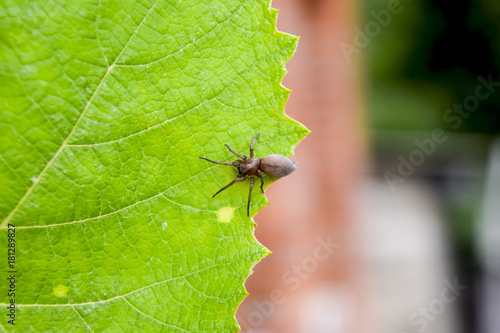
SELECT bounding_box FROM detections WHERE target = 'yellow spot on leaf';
[53,284,70,297]
[217,206,236,223]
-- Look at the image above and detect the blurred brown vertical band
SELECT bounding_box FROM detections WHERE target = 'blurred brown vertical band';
[236,0,366,332]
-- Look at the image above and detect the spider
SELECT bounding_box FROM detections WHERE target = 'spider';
[200,134,297,216]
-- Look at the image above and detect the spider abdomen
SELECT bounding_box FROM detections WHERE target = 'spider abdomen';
[260,154,297,178]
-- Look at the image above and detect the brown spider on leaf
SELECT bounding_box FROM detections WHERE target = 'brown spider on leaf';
[200,134,297,216]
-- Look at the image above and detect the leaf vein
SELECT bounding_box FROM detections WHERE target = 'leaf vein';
[72,306,95,332]
[6,262,234,307]
[66,48,286,148]
[122,297,191,332]
[94,0,109,67]
[14,165,217,229]
[115,0,248,67]
[0,0,160,230]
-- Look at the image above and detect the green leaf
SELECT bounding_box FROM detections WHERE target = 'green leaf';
[0,0,308,331]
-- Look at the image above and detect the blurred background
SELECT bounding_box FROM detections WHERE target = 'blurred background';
[236,0,500,332]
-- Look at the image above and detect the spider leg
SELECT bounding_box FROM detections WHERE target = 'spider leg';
[199,157,234,166]
[213,175,248,198]
[225,144,247,160]
[249,133,260,158]
[247,175,255,216]
[257,170,265,193]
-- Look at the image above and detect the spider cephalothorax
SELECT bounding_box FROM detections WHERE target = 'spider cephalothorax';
[200,134,297,216]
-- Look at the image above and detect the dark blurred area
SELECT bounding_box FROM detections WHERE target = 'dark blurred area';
[237,0,500,332]
[369,0,500,331]
[369,0,500,133]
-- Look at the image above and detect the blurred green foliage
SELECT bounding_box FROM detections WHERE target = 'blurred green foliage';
[366,0,500,134]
